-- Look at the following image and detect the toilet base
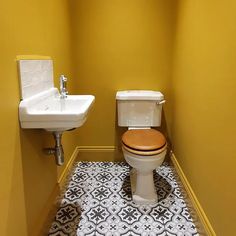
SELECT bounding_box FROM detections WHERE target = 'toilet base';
[130,168,158,205]
[122,146,167,205]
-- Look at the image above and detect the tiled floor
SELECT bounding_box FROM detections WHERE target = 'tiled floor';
[48,162,200,236]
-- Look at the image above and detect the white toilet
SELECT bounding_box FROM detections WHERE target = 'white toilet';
[116,90,167,205]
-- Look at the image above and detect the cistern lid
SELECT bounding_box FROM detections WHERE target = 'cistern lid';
[116,90,164,101]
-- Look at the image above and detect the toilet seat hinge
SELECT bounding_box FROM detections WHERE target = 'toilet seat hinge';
[128,127,151,130]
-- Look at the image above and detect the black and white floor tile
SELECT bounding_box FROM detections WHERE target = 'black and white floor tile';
[48,162,200,236]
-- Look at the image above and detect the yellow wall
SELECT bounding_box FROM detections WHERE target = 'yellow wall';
[70,0,176,150]
[172,0,236,235]
[2,0,234,235]
[0,0,76,235]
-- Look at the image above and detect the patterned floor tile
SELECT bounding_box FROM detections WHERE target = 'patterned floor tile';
[97,219,130,235]
[48,161,200,236]
[48,203,80,235]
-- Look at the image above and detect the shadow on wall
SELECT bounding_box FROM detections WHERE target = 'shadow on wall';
[159,110,172,160]
[19,128,57,235]
[114,106,126,162]
[5,123,27,235]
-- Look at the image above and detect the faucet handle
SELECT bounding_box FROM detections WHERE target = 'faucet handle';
[59,75,68,98]
[60,75,67,82]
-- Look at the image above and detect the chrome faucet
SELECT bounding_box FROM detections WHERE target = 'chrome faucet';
[59,75,68,98]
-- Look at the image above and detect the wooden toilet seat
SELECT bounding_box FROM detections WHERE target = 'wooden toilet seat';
[122,129,167,156]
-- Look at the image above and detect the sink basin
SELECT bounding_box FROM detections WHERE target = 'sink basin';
[19,88,95,132]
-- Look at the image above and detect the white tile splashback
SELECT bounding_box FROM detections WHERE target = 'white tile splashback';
[18,60,54,100]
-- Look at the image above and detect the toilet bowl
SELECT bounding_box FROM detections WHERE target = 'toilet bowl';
[116,90,167,205]
[122,128,167,204]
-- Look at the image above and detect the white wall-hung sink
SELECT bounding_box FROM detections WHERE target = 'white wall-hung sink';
[18,59,95,165]
[19,88,95,132]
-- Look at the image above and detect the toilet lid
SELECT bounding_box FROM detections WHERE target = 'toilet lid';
[122,129,166,151]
